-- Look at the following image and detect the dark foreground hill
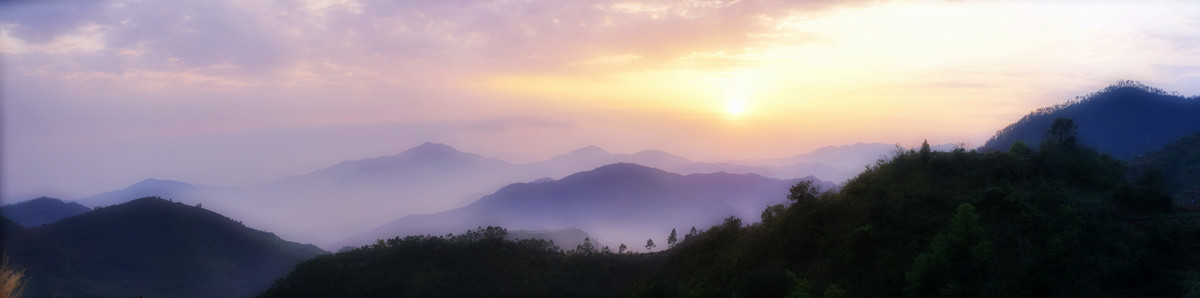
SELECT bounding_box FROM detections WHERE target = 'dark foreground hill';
[1,197,90,227]
[262,227,668,298]
[3,197,325,298]
[630,125,1183,297]
[267,121,1194,297]
[983,81,1200,159]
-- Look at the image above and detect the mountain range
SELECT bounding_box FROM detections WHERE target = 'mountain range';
[2,197,325,297]
[338,163,833,251]
[34,141,876,248]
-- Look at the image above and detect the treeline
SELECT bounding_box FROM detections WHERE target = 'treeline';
[260,226,669,297]
[1130,131,1200,207]
[629,119,1186,297]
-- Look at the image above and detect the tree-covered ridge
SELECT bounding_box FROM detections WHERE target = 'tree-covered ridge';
[3,197,325,298]
[632,125,1185,297]
[982,81,1200,160]
[261,226,668,297]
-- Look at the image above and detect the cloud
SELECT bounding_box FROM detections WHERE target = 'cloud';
[1,0,859,85]
[0,0,113,43]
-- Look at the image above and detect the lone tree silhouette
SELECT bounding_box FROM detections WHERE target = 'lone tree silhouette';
[618,243,627,254]
[667,229,678,247]
[645,239,656,252]
[920,140,932,161]
[1046,118,1079,146]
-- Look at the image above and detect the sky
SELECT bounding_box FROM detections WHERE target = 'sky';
[3,0,1200,200]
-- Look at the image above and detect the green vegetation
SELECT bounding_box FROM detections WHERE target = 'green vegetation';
[260,226,668,297]
[0,256,25,298]
[630,118,1185,297]
[1130,131,1200,208]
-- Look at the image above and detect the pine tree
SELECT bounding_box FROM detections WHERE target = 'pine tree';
[920,140,932,161]
[667,229,678,247]
[645,239,656,252]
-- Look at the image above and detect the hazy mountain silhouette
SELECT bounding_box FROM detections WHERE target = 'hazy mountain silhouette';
[0,197,90,227]
[522,146,694,179]
[226,142,522,247]
[766,162,857,183]
[3,197,324,298]
[527,145,858,183]
[277,142,512,186]
[210,142,850,248]
[46,142,882,248]
[751,142,900,171]
[983,81,1200,159]
[339,163,832,250]
[743,142,954,182]
[74,178,200,207]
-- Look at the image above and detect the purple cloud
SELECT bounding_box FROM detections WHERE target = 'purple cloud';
[2,0,857,79]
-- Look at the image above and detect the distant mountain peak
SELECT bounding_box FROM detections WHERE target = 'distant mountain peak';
[2,196,90,227]
[557,163,678,184]
[73,178,199,208]
[400,142,462,157]
[589,162,662,173]
[569,145,610,155]
[131,178,194,188]
[632,149,679,158]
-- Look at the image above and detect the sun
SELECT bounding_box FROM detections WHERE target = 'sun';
[726,98,747,116]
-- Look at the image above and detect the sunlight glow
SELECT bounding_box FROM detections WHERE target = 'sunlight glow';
[727,98,746,116]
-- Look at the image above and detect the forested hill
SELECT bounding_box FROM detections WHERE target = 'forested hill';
[630,124,1182,296]
[262,227,669,297]
[982,81,1200,160]
[3,197,325,298]
[263,121,1196,297]
[1130,131,1200,206]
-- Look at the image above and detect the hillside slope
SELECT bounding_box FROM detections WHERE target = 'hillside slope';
[3,197,325,298]
[632,124,1180,296]
[983,81,1200,159]
[0,197,90,227]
